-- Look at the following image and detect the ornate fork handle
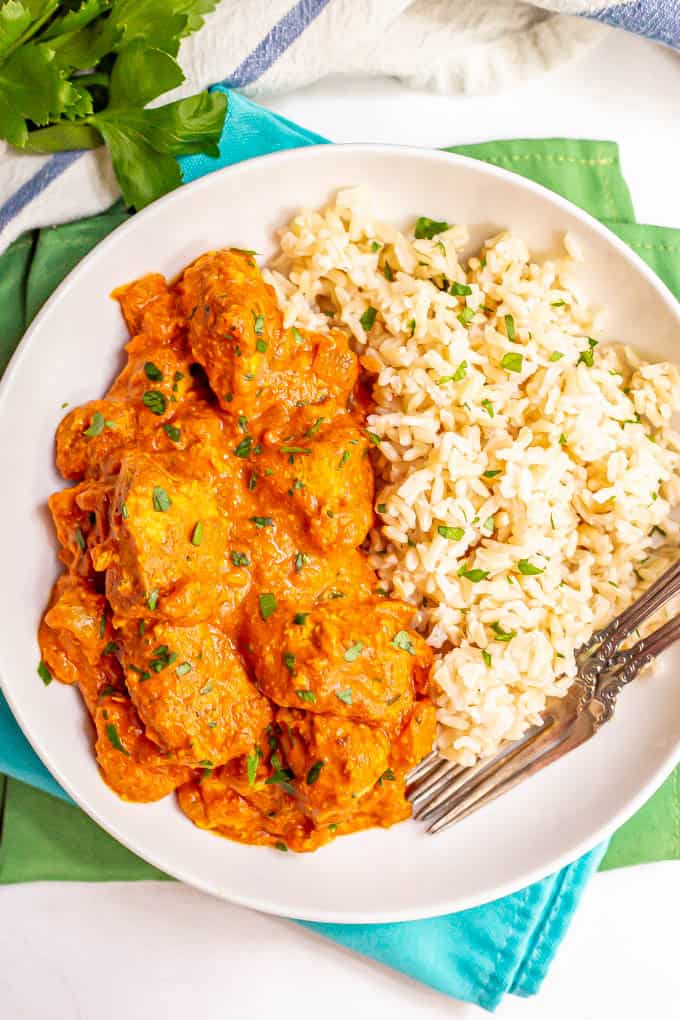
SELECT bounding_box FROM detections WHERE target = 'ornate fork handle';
[576,557,680,682]
[590,611,680,726]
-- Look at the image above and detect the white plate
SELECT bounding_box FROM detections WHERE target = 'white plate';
[1,145,679,923]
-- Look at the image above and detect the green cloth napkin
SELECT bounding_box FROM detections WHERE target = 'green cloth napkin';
[1,137,679,884]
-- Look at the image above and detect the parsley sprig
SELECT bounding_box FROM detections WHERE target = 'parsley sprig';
[0,1,227,210]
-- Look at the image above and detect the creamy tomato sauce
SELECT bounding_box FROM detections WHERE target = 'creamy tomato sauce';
[38,249,435,852]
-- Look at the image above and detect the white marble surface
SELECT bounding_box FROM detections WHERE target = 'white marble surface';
[2,25,680,1020]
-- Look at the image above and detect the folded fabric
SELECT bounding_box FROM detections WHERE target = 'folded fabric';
[1,90,679,1009]
[3,0,680,253]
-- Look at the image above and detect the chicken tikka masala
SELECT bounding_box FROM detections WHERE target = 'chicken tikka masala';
[38,248,435,852]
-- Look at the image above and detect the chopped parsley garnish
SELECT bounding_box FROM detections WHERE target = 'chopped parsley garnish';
[103,642,119,657]
[106,723,130,756]
[283,652,296,676]
[144,362,163,381]
[256,339,268,353]
[559,433,567,446]
[138,621,146,636]
[234,436,253,458]
[438,525,464,541]
[415,217,449,239]
[293,613,309,626]
[457,306,475,326]
[457,565,489,583]
[338,450,350,469]
[482,650,492,667]
[484,517,495,532]
[231,550,249,567]
[504,314,517,341]
[142,390,167,415]
[360,306,377,332]
[343,641,364,662]
[99,612,107,639]
[481,398,495,418]
[391,631,415,655]
[259,593,277,620]
[518,559,544,576]
[120,502,129,520]
[377,768,396,786]
[483,469,501,478]
[191,521,204,546]
[335,687,353,705]
[147,589,159,611]
[384,261,394,281]
[305,417,325,438]
[296,689,316,703]
[281,446,311,455]
[150,645,177,672]
[163,423,181,442]
[252,312,265,335]
[577,337,598,368]
[247,747,261,786]
[175,662,192,677]
[370,240,381,252]
[84,411,115,437]
[439,360,467,385]
[367,432,382,446]
[377,503,387,514]
[292,327,303,344]
[128,664,151,681]
[549,351,564,362]
[250,516,274,528]
[500,352,523,373]
[407,318,416,336]
[306,761,325,785]
[491,621,516,642]
[450,281,472,296]
[152,486,172,512]
[74,527,86,551]
[275,842,288,852]
[37,660,52,686]
[294,552,307,573]
[266,753,295,795]
[237,414,248,433]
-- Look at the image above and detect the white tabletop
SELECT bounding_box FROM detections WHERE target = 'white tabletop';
[3,27,680,1020]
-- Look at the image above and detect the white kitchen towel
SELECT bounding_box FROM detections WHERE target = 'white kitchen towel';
[1,0,678,254]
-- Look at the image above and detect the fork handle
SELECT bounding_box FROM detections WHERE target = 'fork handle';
[577,558,680,676]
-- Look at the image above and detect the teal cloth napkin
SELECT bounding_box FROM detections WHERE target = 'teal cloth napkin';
[0,88,611,1011]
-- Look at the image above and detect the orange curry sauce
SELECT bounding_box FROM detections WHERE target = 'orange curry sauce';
[38,249,436,852]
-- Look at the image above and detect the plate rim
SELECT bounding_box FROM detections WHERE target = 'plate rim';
[1,142,679,922]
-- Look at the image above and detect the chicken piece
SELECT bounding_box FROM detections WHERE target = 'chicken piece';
[179,249,286,416]
[276,708,391,824]
[178,768,330,853]
[178,250,359,418]
[256,419,373,551]
[390,701,436,773]
[106,334,194,420]
[119,620,272,766]
[112,273,182,343]
[48,481,111,577]
[95,694,192,802]
[38,575,122,715]
[106,450,247,622]
[56,401,138,481]
[242,597,431,732]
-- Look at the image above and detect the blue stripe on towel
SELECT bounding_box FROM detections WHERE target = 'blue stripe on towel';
[0,150,83,235]
[589,0,680,49]
[224,0,332,87]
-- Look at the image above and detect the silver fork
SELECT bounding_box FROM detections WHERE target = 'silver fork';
[406,557,680,834]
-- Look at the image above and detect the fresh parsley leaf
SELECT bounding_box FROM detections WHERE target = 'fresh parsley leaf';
[500,352,523,373]
[335,687,353,705]
[457,565,489,583]
[415,217,449,239]
[144,360,163,381]
[343,641,363,662]
[163,422,181,442]
[457,306,475,326]
[106,722,130,756]
[142,390,166,415]
[360,306,377,332]
[504,314,516,341]
[377,767,396,786]
[438,525,464,541]
[259,592,277,620]
[391,631,415,654]
[481,398,494,418]
[518,559,544,576]
[191,520,203,546]
[231,550,249,567]
[439,360,467,384]
[549,351,564,362]
[482,650,492,667]
[152,485,171,512]
[483,469,501,478]
[296,689,316,703]
[306,760,324,785]
[491,621,516,642]
[450,281,472,296]
[37,659,52,686]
